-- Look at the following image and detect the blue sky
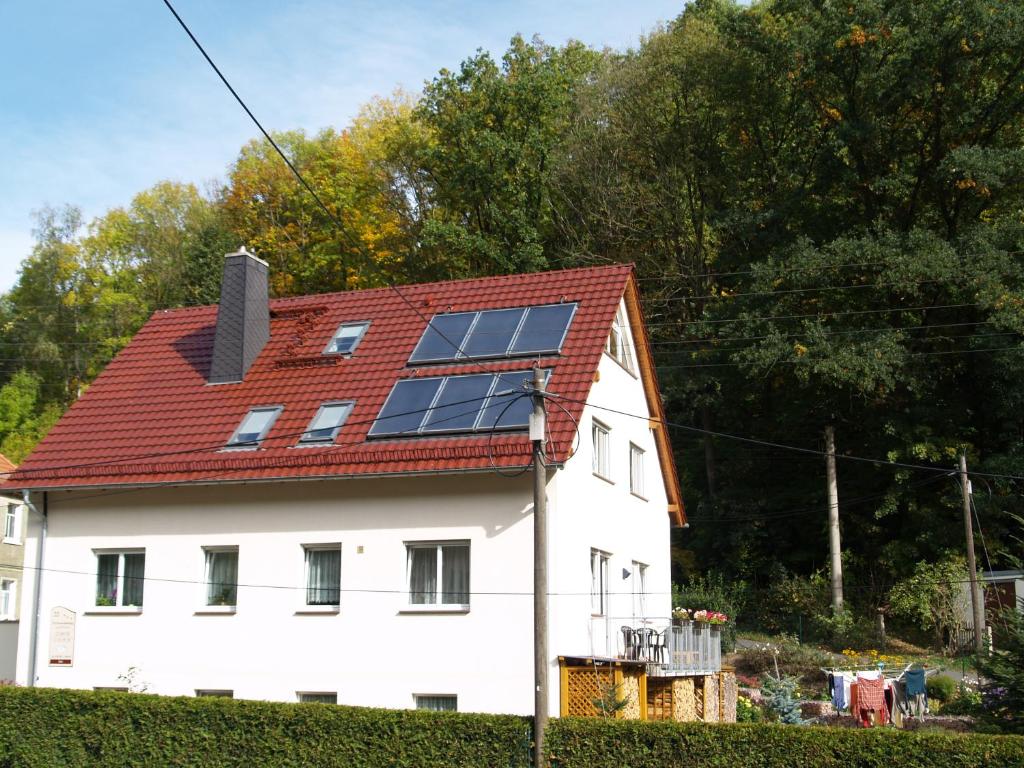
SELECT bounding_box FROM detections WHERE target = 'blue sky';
[0,0,682,292]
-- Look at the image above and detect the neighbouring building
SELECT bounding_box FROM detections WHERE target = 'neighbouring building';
[0,454,25,680]
[5,250,720,718]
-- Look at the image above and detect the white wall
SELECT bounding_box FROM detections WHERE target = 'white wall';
[547,300,672,713]
[18,474,546,714]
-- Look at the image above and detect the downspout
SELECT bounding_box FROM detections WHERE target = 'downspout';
[23,490,47,687]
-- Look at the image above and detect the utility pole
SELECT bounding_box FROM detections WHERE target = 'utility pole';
[530,367,548,768]
[959,454,986,654]
[824,425,844,614]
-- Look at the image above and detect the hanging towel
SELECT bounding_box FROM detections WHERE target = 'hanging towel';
[904,669,926,696]
[856,675,887,727]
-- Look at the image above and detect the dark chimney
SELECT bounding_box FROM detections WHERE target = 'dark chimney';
[208,247,270,384]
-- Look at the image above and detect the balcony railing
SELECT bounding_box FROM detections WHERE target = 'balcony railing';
[617,619,722,677]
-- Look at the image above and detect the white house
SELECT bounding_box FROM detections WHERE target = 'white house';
[5,252,686,715]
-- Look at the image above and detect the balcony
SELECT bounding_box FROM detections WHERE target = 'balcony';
[618,620,722,677]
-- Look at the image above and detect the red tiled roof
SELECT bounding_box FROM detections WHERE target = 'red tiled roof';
[0,454,15,478]
[6,265,647,494]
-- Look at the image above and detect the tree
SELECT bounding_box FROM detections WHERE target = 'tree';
[889,554,973,650]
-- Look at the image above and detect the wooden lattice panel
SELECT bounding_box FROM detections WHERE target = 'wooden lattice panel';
[719,670,737,723]
[562,666,613,717]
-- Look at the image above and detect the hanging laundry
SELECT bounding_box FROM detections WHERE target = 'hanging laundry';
[856,674,888,727]
[904,668,928,718]
[831,672,851,711]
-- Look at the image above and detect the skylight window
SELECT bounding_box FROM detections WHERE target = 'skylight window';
[408,303,577,364]
[325,322,369,355]
[299,402,353,444]
[368,370,549,437]
[227,407,282,447]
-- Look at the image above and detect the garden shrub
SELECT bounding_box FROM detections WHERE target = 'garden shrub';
[546,719,1024,768]
[0,687,531,767]
[927,674,959,703]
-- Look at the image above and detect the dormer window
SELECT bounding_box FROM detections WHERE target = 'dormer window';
[299,402,354,444]
[227,406,282,448]
[606,306,634,373]
[325,322,369,355]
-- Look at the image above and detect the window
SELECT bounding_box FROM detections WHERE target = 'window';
[305,545,341,606]
[95,551,145,607]
[630,561,648,621]
[227,407,282,447]
[590,549,610,616]
[204,548,239,606]
[415,694,457,712]
[369,370,548,437]
[629,444,645,498]
[606,306,634,372]
[298,692,337,704]
[0,579,15,620]
[592,420,611,479]
[408,303,577,364]
[196,690,233,698]
[325,322,369,355]
[407,542,470,608]
[299,402,353,444]
[3,504,19,543]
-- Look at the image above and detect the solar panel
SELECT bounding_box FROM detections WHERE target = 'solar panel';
[369,370,549,436]
[510,304,576,355]
[478,370,547,430]
[408,313,476,363]
[407,303,577,364]
[461,308,525,358]
[421,374,495,432]
[367,378,442,436]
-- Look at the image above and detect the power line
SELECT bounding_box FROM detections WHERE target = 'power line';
[543,392,1024,482]
[654,344,1023,369]
[8,389,531,480]
[2,560,994,597]
[160,0,498,380]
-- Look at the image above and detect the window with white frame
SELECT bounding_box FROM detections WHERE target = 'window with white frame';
[204,547,239,606]
[629,443,645,498]
[324,322,370,355]
[304,544,341,606]
[415,694,457,711]
[630,561,648,621]
[3,504,19,543]
[226,406,282,448]
[590,549,610,616]
[592,420,611,479]
[299,402,353,444]
[0,579,15,620]
[605,306,634,372]
[407,541,470,607]
[196,690,233,698]
[298,692,337,704]
[95,551,145,607]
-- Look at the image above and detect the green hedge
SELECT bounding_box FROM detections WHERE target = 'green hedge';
[545,718,1024,768]
[3,687,1024,768]
[0,687,531,767]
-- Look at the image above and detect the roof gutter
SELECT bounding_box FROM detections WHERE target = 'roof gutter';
[23,490,46,687]
[6,463,563,495]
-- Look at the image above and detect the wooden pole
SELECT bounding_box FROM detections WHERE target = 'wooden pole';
[825,425,844,614]
[959,454,986,654]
